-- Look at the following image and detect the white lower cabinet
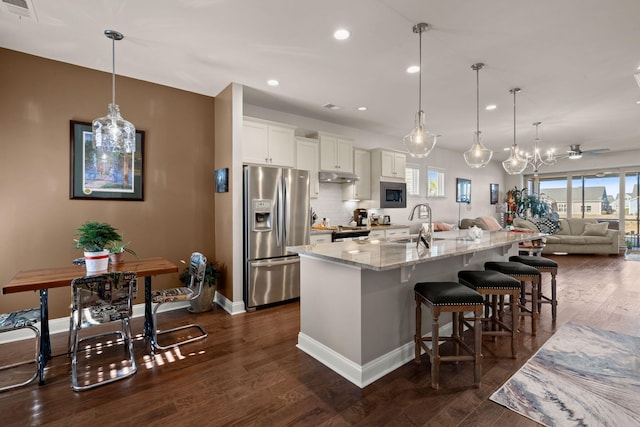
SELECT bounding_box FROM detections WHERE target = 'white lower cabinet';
[367,227,410,239]
[310,234,331,245]
[383,228,410,238]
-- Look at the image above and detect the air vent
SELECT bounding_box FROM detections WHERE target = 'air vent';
[2,0,38,21]
[322,103,342,111]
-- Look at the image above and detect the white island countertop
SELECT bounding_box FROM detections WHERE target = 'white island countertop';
[289,229,545,272]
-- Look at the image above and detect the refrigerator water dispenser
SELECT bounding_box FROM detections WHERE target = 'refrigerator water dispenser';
[252,199,272,231]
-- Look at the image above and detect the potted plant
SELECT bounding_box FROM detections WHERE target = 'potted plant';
[75,221,121,272]
[179,260,220,313]
[108,236,137,265]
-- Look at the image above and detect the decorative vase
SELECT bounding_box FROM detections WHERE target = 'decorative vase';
[467,225,483,241]
[188,284,216,313]
[84,249,110,273]
[109,251,125,265]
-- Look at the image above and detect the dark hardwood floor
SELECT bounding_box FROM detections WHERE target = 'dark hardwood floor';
[1,254,639,426]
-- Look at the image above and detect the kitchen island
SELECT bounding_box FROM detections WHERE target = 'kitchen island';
[287,230,544,388]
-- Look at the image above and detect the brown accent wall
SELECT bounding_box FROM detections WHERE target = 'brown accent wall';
[0,48,215,318]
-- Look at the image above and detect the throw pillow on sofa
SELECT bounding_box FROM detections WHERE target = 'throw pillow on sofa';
[582,222,608,236]
[530,217,559,234]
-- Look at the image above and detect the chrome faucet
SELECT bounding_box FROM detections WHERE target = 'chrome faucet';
[408,203,433,249]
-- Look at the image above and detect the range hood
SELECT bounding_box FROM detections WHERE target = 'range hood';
[318,171,360,183]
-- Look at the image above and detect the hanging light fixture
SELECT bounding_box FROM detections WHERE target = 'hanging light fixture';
[524,121,557,176]
[502,88,528,175]
[92,29,136,153]
[403,22,437,158]
[464,63,493,168]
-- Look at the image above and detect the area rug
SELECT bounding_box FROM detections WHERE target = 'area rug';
[490,322,640,426]
[624,253,640,262]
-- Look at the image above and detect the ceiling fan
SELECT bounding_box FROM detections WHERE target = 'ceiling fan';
[560,144,610,160]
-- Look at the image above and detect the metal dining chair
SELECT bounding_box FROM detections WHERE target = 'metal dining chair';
[69,271,137,391]
[0,307,41,392]
[150,252,208,354]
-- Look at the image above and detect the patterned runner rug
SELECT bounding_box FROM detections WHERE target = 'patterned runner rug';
[490,322,640,426]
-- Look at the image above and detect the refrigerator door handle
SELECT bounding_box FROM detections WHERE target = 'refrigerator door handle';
[275,177,282,247]
[283,174,289,245]
[250,257,299,268]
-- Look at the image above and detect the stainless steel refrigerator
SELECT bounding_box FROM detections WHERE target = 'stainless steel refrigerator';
[243,165,310,309]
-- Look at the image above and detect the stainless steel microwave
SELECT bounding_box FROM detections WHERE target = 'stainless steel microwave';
[380,181,406,208]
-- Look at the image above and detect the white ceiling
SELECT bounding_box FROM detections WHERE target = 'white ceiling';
[2,0,640,160]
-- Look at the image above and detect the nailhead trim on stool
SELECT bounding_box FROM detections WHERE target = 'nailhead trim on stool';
[484,261,541,335]
[414,281,483,390]
[458,270,521,358]
[509,255,558,321]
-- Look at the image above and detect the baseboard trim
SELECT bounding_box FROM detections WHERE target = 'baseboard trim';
[214,292,246,315]
[0,301,189,344]
[296,322,454,388]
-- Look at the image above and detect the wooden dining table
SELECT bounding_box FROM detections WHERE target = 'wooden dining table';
[2,257,178,385]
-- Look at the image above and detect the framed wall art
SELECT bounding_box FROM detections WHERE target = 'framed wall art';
[70,120,145,200]
[215,168,229,193]
[456,178,471,204]
[490,183,499,204]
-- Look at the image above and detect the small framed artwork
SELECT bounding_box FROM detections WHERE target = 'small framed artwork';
[70,120,144,200]
[215,168,229,193]
[456,178,471,204]
[490,183,499,204]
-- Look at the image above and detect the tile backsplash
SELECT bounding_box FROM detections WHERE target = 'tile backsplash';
[310,183,359,226]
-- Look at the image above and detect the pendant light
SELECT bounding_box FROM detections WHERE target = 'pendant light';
[403,22,437,158]
[92,29,136,153]
[525,121,557,176]
[502,88,527,174]
[464,63,493,168]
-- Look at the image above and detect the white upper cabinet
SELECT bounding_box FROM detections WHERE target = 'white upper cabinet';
[318,133,353,173]
[296,137,320,198]
[379,150,406,180]
[242,117,296,167]
[343,149,371,200]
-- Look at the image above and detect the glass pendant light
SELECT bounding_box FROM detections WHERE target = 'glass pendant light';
[502,88,527,175]
[403,22,437,158]
[464,63,493,168]
[92,30,136,153]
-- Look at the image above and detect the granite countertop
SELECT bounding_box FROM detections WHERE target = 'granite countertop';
[289,230,546,271]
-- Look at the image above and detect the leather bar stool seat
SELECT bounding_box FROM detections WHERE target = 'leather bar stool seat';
[458,270,521,358]
[414,281,483,390]
[484,261,541,335]
[509,255,558,321]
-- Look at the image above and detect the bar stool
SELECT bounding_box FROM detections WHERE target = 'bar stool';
[414,281,483,390]
[457,270,521,358]
[0,307,40,392]
[509,255,558,321]
[484,261,541,335]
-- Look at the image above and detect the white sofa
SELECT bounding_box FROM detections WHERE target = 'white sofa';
[513,217,620,255]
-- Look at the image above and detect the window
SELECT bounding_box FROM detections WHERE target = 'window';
[427,167,446,198]
[405,165,420,196]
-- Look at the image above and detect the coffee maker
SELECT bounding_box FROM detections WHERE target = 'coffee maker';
[353,208,368,226]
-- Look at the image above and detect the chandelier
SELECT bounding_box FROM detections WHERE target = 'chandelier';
[92,29,136,153]
[524,121,557,176]
[464,63,493,168]
[502,88,528,175]
[403,22,437,158]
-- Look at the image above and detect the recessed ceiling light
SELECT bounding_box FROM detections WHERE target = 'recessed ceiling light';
[407,65,420,74]
[485,104,497,111]
[357,106,367,111]
[636,100,640,104]
[334,29,350,40]
[267,79,279,86]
